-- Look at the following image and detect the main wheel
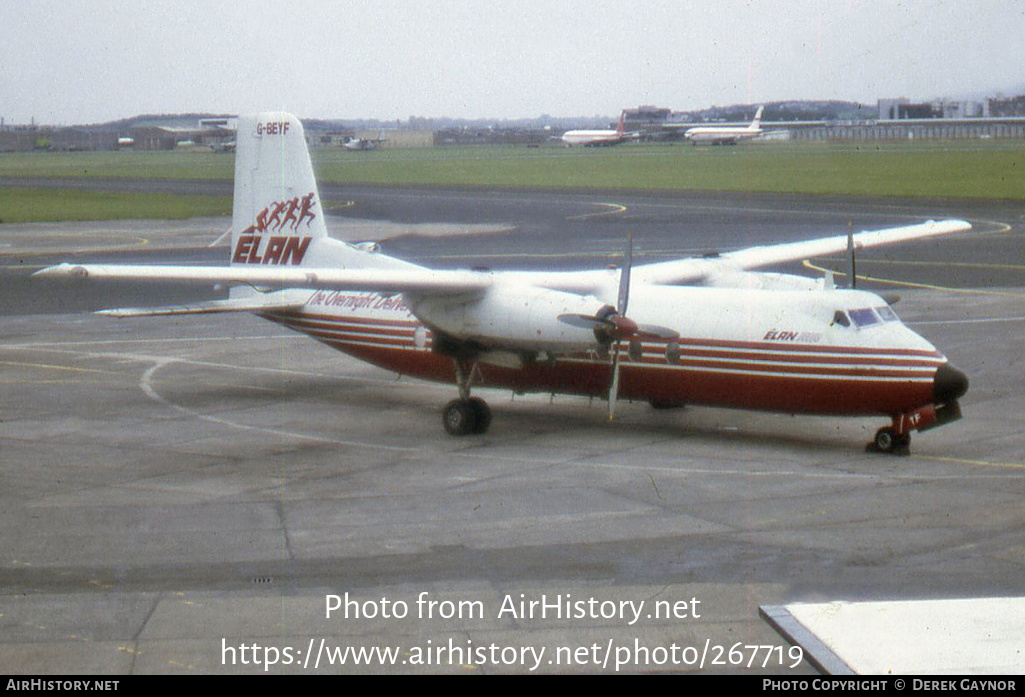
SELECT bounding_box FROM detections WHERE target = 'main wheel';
[467,397,492,434]
[442,398,492,436]
[443,399,476,436]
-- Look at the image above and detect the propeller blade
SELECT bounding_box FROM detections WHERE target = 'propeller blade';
[608,342,622,421]
[557,313,609,331]
[846,221,857,289]
[609,234,634,422]
[560,314,677,342]
[618,231,633,315]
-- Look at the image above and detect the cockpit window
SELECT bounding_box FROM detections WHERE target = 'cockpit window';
[876,305,900,323]
[832,310,851,328]
[848,308,880,327]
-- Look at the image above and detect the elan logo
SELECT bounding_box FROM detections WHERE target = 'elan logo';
[233,193,317,266]
[243,193,317,234]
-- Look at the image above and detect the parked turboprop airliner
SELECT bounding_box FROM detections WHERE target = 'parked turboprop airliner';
[36,111,970,454]
[685,106,764,145]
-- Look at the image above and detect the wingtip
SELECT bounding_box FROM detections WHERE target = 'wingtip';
[32,263,88,278]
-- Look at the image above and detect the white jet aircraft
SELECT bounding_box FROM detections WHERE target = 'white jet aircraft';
[685,106,764,145]
[37,112,971,454]
[561,110,632,147]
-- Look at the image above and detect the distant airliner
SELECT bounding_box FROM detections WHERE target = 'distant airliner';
[685,106,764,145]
[561,111,632,147]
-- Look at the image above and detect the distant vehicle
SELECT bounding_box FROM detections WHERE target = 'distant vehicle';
[685,106,764,145]
[343,133,386,151]
[210,141,236,153]
[561,111,633,147]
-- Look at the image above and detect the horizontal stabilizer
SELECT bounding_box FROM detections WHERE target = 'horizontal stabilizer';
[96,290,310,317]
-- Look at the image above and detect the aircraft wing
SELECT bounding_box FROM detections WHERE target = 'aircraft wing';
[633,219,972,285]
[35,219,970,306]
[34,263,492,295]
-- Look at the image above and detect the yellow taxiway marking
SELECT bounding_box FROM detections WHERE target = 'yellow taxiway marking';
[970,218,1014,236]
[801,260,1025,297]
[0,360,114,374]
[814,257,1025,273]
[567,202,628,221]
[913,454,1025,472]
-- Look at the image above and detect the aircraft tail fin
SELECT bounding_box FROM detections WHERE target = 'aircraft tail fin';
[751,106,764,130]
[230,112,328,268]
[616,109,627,136]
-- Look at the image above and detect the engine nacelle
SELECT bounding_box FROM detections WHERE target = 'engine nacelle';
[409,285,604,353]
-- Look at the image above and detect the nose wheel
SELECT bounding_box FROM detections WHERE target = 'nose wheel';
[868,427,911,456]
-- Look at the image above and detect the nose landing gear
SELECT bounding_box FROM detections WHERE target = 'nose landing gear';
[869,426,911,456]
[867,400,962,456]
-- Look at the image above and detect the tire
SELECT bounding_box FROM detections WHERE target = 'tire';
[872,427,910,455]
[443,399,476,436]
[649,399,685,410]
[874,427,897,452]
[468,397,492,434]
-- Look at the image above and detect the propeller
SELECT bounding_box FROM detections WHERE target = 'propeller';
[557,232,679,421]
[846,221,857,289]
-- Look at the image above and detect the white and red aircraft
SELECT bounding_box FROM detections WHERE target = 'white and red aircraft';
[37,112,970,454]
[685,105,764,145]
[561,110,632,147]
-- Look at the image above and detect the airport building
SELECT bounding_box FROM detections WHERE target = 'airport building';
[654,97,1025,143]
[4,93,1025,152]
[785,117,1025,141]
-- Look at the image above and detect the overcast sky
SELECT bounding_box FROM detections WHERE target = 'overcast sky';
[3,0,1024,125]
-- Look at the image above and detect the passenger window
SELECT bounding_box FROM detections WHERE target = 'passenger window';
[832,311,851,328]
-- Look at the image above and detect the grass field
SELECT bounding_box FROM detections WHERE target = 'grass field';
[314,140,1025,199]
[0,188,231,223]
[1,140,1023,222]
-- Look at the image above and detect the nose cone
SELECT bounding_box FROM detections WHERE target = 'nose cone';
[934,363,969,403]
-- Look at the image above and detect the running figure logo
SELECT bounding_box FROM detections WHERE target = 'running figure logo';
[234,192,318,265]
[243,192,317,234]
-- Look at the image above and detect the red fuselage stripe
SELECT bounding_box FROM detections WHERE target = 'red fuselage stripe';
[263,309,942,416]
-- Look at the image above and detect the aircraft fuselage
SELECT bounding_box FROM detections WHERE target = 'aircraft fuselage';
[264,283,960,420]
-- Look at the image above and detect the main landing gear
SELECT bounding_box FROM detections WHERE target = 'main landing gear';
[442,359,492,436]
[442,397,492,436]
